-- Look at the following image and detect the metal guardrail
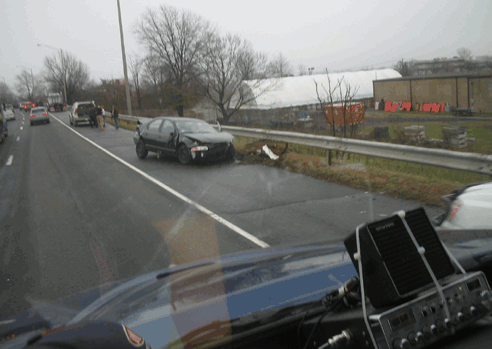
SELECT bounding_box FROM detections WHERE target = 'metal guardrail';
[222,126,492,176]
[118,114,492,176]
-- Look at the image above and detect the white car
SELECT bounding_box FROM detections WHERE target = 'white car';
[69,101,95,126]
[434,181,492,230]
[4,108,15,121]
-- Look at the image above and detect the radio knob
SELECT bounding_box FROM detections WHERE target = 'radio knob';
[468,306,479,317]
[423,324,438,338]
[421,306,430,317]
[455,312,466,324]
[437,318,453,332]
[408,331,424,345]
[480,291,492,310]
[393,338,410,349]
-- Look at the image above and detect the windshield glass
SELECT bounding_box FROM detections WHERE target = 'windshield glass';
[175,119,217,134]
[1,1,491,348]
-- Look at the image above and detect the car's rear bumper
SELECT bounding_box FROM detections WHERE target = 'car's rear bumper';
[74,116,91,123]
[30,115,49,122]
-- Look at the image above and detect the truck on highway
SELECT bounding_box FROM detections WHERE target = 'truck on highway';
[47,92,66,112]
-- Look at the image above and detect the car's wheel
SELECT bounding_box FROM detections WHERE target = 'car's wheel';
[178,144,191,165]
[69,118,73,125]
[47,119,50,124]
[226,144,236,161]
[30,122,33,126]
[136,140,148,159]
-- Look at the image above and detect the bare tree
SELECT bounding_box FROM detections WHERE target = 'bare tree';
[298,64,307,76]
[314,70,360,138]
[196,33,274,124]
[129,54,143,110]
[97,77,126,107]
[15,69,36,100]
[135,4,213,116]
[0,82,17,104]
[457,47,472,61]
[457,47,475,71]
[314,70,342,136]
[267,52,293,78]
[43,51,90,103]
[337,78,360,138]
[393,59,415,76]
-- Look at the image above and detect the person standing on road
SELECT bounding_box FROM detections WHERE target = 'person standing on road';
[101,106,106,127]
[96,105,104,130]
[88,105,98,128]
[111,105,119,130]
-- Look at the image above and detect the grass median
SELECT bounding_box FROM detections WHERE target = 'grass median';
[105,117,137,131]
[233,136,489,207]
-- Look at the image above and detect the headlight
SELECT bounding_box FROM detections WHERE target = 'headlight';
[191,146,208,152]
[194,141,200,146]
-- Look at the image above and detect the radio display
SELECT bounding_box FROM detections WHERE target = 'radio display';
[388,309,416,330]
[467,279,482,292]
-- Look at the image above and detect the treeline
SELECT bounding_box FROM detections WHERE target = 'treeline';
[13,4,295,123]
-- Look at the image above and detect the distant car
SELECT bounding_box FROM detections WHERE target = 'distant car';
[4,108,15,121]
[133,117,235,164]
[19,101,30,111]
[69,101,95,126]
[434,181,492,230]
[5,104,14,112]
[29,107,50,125]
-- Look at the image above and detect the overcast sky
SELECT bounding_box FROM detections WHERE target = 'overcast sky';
[1,0,491,88]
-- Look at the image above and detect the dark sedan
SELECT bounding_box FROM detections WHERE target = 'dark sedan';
[133,117,235,164]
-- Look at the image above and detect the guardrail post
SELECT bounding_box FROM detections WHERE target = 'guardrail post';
[328,150,332,166]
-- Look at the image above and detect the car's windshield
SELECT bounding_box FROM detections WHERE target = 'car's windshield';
[1,1,491,348]
[175,120,217,134]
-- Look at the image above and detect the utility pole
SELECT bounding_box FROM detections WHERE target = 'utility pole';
[117,0,132,115]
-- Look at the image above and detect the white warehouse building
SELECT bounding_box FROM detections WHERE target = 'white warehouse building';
[240,68,402,110]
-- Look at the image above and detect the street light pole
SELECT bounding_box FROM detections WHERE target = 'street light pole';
[37,44,68,104]
[117,0,132,116]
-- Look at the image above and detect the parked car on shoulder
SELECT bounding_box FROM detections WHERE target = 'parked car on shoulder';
[433,181,492,230]
[29,106,50,125]
[69,101,95,126]
[133,117,235,164]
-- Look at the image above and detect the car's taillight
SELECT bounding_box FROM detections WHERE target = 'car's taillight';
[30,114,35,118]
[44,113,48,116]
[74,108,78,114]
[51,107,54,110]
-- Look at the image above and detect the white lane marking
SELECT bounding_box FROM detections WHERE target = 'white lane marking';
[16,136,20,141]
[6,155,13,166]
[49,114,270,249]
[20,127,23,130]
